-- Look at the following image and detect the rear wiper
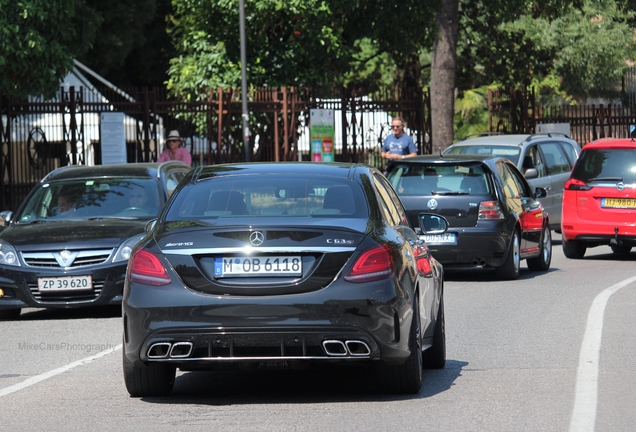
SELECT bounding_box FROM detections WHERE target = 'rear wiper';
[432,191,469,195]
[588,177,623,182]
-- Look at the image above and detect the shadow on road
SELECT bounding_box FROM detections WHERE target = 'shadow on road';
[138,359,468,404]
[16,305,121,321]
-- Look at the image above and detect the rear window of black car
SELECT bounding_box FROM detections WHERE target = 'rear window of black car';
[165,174,369,220]
[571,149,636,183]
[386,162,491,196]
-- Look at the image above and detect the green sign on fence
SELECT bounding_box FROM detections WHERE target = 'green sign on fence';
[310,109,334,162]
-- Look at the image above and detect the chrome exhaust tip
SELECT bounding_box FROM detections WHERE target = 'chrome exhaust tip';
[322,340,348,356]
[147,342,171,359]
[345,340,371,356]
[169,342,193,358]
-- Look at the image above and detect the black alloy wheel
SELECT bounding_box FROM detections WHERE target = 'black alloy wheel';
[375,297,423,394]
[422,297,446,369]
[527,225,552,271]
[562,239,587,259]
[496,229,520,280]
[123,348,176,397]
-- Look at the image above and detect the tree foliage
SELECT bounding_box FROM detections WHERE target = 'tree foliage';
[0,0,100,99]
[456,0,635,101]
[166,0,439,100]
[77,0,175,87]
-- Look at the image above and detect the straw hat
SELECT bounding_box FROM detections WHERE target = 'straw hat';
[166,130,183,141]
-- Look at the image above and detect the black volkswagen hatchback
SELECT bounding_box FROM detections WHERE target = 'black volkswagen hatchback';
[386,155,552,279]
[0,162,191,319]
[123,162,446,396]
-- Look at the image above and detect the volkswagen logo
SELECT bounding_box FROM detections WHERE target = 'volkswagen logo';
[249,231,265,246]
[427,199,438,210]
[617,182,625,191]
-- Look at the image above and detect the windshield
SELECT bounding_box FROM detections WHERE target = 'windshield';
[16,178,161,223]
[445,145,520,164]
[165,174,369,221]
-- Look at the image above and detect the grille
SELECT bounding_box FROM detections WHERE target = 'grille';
[28,279,105,302]
[21,249,113,268]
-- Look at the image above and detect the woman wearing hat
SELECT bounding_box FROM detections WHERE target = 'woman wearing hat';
[158,130,192,166]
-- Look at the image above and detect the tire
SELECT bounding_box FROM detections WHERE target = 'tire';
[562,239,586,259]
[611,244,632,254]
[422,298,446,369]
[123,349,176,397]
[527,225,552,271]
[0,308,21,320]
[495,229,520,280]
[375,299,423,394]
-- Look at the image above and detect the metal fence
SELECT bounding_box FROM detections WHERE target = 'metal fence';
[488,87,636,146]
[0,85,431,211]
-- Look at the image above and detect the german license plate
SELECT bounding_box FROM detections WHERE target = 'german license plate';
[602,198,636,208]
[38,275,92,291]
[214,256,302,277]
[420,233,457,245]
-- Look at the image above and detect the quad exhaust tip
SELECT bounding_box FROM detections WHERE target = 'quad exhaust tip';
[322,340,371,356]
[147,341,193,359]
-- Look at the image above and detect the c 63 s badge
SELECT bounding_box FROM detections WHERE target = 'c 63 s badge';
[327,239,354,244]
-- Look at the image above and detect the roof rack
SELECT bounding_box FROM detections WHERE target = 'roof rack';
[460,132,504,141]
[524,132,571,141]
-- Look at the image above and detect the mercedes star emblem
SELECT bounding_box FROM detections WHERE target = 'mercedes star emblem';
[249,231,265,246]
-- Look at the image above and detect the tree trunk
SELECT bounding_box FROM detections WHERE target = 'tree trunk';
[430,0,459,152]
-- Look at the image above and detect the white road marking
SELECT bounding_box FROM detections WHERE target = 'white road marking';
[0,344,122,397]
[569,275,636,432]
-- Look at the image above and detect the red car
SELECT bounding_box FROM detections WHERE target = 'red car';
[561,138,636,258]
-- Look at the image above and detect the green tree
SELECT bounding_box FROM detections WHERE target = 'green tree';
[0,0,100,99]
[457,0,634,101]
[442,0,636,142]
[166,0,439,100]
[77,0,175,87]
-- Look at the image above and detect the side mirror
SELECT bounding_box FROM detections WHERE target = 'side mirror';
[0,211,13,226]
[419,213,448,234]
[524,168,539,179]
[145,219,157,234]
[534,187,547,199]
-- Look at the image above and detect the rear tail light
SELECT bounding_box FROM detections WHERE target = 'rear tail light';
[344,244,393,283]
[565,178,591,191]
[129,248,172,286]
[478,201,505,220]
[413,243,433,276]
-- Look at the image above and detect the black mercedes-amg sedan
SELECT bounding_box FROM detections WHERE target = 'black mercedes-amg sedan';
[122,162,446,396]
[0,162,191,319]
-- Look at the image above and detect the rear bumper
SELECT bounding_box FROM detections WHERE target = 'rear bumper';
[123,278,421,368]
[561,220,636,244]
[427,229,509,268]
